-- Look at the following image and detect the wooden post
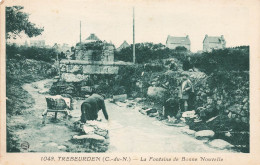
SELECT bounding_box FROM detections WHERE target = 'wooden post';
[80,21,82,44]
[55,112,58,119]
[57,53,61,79]
[133,7,136,64]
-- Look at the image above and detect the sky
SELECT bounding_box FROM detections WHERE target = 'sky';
[6,0,250,52]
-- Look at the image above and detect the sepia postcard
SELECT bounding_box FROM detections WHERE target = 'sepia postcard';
[1,0,260,164]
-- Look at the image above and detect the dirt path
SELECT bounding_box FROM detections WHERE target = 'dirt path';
[105,102,234,153]
[9,79,88,152]
[9,79,234,153]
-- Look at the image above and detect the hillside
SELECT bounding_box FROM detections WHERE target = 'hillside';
[6,58,56,152]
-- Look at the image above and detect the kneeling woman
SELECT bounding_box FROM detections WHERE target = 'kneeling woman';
[81,93,109,123]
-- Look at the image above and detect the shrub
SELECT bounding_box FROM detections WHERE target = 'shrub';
[191,46,249,73]
[6,44,57,62]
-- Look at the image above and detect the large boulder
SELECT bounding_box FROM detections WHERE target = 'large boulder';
[195,130,215,140]
[147,87,166,99]
[207,139,234,150]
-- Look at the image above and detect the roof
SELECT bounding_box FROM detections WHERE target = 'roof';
[203,35,225,43]
[86,33,100,41]
[166,35,190,45]
[117,41,130,50]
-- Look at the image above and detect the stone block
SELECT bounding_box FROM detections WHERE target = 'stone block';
[195,130,215,140]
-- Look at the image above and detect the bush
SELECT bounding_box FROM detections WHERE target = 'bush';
[6,44,57,62]
[191,46,249,73]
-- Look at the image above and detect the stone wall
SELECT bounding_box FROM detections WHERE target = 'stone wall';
[59,60,132,82]
[75,50,93,61]
[74,42,114,63]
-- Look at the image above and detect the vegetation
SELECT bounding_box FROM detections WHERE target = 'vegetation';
[6,6,50,152]
[6,6,44,39]
[5,6,250,152]
[115,43,190,63]
[107,45,250,152]
[6,44,57,62]
[191,46,249,74]
[115,42,249,72]
[6,59,56,152]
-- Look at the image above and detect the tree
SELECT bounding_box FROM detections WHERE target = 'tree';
[6,6,44,39]
[175,46,187,51]
[115,42,169,63]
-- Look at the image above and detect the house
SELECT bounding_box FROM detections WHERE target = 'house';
[117,40,130,51]
[166,35,190,50]
[83,33,101,43]
[203,35,226,52]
